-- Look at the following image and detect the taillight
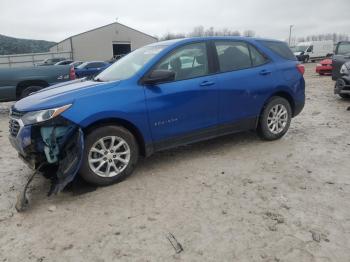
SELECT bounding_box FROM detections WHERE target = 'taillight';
[69,66,76,80]
[296,64,305,75]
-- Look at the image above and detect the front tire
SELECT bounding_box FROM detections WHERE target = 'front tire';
[257,97,292,140]
[79,125,139,186]
[303,56,309,63]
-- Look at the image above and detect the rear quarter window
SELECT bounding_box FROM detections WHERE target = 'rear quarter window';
[336,42,350,55]
[259,40,296,60]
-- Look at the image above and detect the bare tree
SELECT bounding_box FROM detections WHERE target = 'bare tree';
[243,30,256,37]
[160,33,186,41]
[162,26,247,40]
[296,33,349,44]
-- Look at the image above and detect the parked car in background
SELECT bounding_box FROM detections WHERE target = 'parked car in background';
[106,55,125,64]
[0,65,75,102]
[54,60,84,68]
[70,61,84,68]
[75,61,110,78]
[316,58,332,75]
[36,57,66,66]
[332,41,350,80]
[334,61,350,99]
[9,37,305,193]
[54,60,74,66]
[293,41,333,63]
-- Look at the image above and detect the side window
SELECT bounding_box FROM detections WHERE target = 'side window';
[155,43,208,81]
[249,44,269,66]
[215,41,252,72]
[259,40,296,60]
[337,42,350,55]
[307,45,313,52]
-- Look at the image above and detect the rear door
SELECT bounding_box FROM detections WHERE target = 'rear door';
[144,42,219,145]
[332,42,350,80]
[213,40,275,128]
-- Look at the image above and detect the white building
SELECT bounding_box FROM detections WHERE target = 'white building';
[49,22,157,61]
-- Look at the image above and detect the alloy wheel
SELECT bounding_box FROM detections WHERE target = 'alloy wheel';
[267,104,288,134]
[88,136,131,177]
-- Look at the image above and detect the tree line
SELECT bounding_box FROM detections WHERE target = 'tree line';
[159,26,349,45]
[160,26,256,40]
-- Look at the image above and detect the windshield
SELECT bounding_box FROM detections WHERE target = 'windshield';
[95,45,166,82]
[294,45,308,52]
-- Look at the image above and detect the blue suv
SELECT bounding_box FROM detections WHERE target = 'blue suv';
[9,37,305,193]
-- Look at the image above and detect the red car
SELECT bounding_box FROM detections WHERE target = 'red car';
[316,58,332,75]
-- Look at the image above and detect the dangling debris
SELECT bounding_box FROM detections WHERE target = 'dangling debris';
[15,164,43,212]
[166,232,183,254]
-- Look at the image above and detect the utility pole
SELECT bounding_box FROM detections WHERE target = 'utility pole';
[288,25,294,47]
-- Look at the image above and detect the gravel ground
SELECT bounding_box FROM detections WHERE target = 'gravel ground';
[0,63,349,262]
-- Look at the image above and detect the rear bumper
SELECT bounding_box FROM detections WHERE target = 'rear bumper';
[293,99,305,117]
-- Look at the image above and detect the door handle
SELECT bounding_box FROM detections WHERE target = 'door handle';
[200,81,215,87]
[259,69,271,76]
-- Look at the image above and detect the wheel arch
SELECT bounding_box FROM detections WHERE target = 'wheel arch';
[16,80,49,99]
[82,117,148,157]
[260,91,296,118]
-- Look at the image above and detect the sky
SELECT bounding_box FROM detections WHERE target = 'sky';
[0,0,349,42]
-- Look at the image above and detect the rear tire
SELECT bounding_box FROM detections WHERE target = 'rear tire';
[79,125,139,186]
[257,97,292,140]
[19,86,43,99]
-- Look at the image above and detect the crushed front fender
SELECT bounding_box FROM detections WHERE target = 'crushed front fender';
[9,115,85,195]
[48,127,84,195]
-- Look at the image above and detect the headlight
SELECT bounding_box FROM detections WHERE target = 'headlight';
[21,104,72,125]
[340,64,349,74]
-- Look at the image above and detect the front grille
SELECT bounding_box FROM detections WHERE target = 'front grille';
[9,119,20,137]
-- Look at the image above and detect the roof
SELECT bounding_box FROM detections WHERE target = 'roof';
[53,22,158,46]
[148,36,283,47]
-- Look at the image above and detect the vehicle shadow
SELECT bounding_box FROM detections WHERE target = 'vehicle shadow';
[134,130,260,175]
[64,130,259,196]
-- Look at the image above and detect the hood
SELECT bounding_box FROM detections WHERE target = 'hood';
[293,52,303,56]
[320,59,332,65]
[14,78,119,112]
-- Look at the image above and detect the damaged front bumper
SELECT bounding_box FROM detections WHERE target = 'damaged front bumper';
[8,109,84,195]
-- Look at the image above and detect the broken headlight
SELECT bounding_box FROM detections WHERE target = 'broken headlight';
[21,104,72,125]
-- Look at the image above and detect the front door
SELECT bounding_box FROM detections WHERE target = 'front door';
[144,42,219,146]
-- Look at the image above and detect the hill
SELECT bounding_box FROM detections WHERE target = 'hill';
[0,34,56,55]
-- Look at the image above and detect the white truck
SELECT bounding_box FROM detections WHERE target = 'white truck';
[293,40,334,62]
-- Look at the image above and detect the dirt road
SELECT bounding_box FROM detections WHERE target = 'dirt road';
[0,63,349,262]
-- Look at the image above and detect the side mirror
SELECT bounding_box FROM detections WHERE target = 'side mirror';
[142,70,175,85]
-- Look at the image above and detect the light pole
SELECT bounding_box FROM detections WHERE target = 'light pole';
[288,25,294,47]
